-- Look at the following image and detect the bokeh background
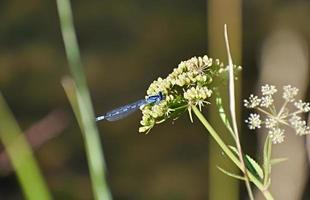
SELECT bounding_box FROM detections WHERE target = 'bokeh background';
[0,0,310,199]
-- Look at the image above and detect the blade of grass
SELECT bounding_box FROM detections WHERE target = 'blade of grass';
[0,93,51,200]
[56,1,112,199]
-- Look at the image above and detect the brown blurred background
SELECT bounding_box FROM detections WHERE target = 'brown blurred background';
[0,0,310,199]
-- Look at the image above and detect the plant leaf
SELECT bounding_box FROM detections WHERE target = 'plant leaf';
[228,145,239,156]
[271,157,288,165]
[245,155,264,180]
[215,95,236,139]
[217,166,246,181]
[229,145,264,180]
[263,135,272,185]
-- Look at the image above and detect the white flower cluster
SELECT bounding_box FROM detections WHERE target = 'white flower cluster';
[245,113,261,130]
[184,86,212,110]
[146,56,219,96]
[244,84,310,144]
[139,55,226,133]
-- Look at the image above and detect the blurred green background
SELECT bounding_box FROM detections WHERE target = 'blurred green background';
[0,0,310,199]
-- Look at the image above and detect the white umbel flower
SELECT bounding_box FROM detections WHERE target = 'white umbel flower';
[269,128,285,144]
[245,113,262,130]
[260,95,274,108]
[265,117,278,129]
[294,100,310,112]
[283,85,299,102]
[244,94,261,108]
[244,84,310,144]
[261,84,277,96]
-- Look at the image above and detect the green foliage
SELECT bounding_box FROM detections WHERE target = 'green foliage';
[270,157,288,165]
[0,94,51,200]
[245,155,264,180]
[228,145,264,181]
[217,166,246,181]
[56,0,112,199]
[215,95,235,139]
[263,135,272,187]
[193,106,274,199]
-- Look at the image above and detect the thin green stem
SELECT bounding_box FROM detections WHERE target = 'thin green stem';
[192,106,274,200]
[170,104,188,111]
[224,24,254,200]
[257,107,273,117]
[56,1,112,200]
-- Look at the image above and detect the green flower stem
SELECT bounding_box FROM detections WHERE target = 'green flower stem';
[192,106,274,200]
[224,24,254,200]
[0,94,51,200]
[56,1,112,200]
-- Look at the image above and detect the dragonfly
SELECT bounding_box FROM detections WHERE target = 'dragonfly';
[96,92,164,122]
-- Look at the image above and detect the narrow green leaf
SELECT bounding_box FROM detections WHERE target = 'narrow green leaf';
[229,145,264,180]
[215,96,236,139]
[217,166,246,181]
[271,157,288,165]
[245,155,264,180]
[263,135,272,185]
[228,145,239,156]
